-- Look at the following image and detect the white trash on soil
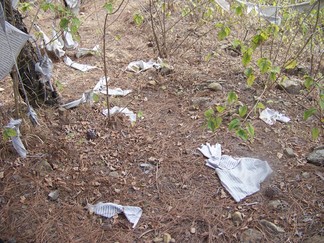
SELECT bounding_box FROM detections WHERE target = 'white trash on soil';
[93,76,132,96]
[61,90,93,109]
[259,108,290,125]
[76,45,100,58]
[198,143,272,202]
[5,119,27,158]
[87,202,142,228]
[102,106,136,123]
[126,60,161,73]
[63,56,97,72]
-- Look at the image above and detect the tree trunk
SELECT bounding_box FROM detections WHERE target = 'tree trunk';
[1,0,60,107]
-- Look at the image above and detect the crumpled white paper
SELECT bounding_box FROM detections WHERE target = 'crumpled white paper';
[61,90,93,109]
[76,45,100,58]
[126,60,161,73]
[63,56,97,72]
[87,202,142,228]
[198,143,272,202]
[63,29,78,49]
[93,77,132,96]
[5,119,27,158]
[103,106,136,123]
[259,108,290,125]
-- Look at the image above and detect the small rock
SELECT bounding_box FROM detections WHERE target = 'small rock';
[284,147,296,158]
[191,97,211,107]
[260,219,285,234]
[232,211,243,226]
[208,82,223,91]
[302,172,310,179]
[307,147,324,166]
[163,233,172,243]
[153,237,163,243]
[268,200,288,211]
[109,171,119,178]
[240,228,263,243]
[35,160,53,176]
[190,227,196,234]
[0,171,4,179]
[48,190,59,201]
[86,129,97,140]
[161,85,167,90]
[148,80,157,86]
[160,66,173,76]
[278,79,303,94]
[264,185,281,199]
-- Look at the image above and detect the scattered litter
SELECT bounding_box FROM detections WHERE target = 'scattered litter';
[63,56,97,72]
[61,89,93,109]
[140,163,155,174]
[63,29,78,49]
[64,0,81,15]
[259,108,290,125]
[5,119,27,158]
[48,190,59,201]
[215,0,230,11]
[76,45,100,58]
[27,106,39,126]
[198,143,272,202]
[102,106,136,123]
[93,76,132,96]
[126,60,161,73]
[87,202,142,228]
[0,21,30,80]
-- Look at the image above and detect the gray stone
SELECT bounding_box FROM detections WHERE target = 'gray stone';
[109,171,119,178]
[232,211,243,226]
[208,82,223,91]
[48,190,59,201]
[302,172,310,179]
[307,147,324,166]
[278,79,303,94]
[268,200,288,211]
[284,147,296,157]
[240,228,263,243]
[191,97,211,106]
[260,219,285,234]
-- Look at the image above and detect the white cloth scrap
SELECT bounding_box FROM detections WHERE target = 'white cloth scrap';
[64,56,96,72]
[259,108,290,125]
[103,106,136,123]
[63,29,78,49]
[5,119,27,158]
[126,60,161,73]
[87,202,142,228]
[198,143,272,202]
[76,45,100,58]
[0,22,30,80]
[93,77,132,96]
[61,90,93,109]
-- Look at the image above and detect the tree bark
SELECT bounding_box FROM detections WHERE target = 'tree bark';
[1,0,60,107]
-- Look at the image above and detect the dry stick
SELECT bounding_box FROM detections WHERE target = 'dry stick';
[102,0,127,121]
[150,0,162,57]
[28,1,41,33]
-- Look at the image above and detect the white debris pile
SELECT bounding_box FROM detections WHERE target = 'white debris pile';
[126,60,162,73]
[4,119,27,158]
[93,76,132,96]
[259,108,290,125]
[103,106,136,123]
[63,56,96,72]
[87,202,142,228]
[198,143,272,202]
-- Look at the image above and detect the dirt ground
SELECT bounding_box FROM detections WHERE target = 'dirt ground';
[0,0,323,242]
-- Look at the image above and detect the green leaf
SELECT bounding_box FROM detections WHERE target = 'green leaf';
[137,111,144,119]
[227,91,238,104]
[218,26,231,41]
[133,13,144,27]
[239,105,248,117]
[256,102,265,109]
[311,127,320,140]
[304,76,314,90]
[284,60,297,69]
[204,108,214,118]
[216,105,226,113]
[70,17,80,35]
[251,32,268,50]
[320,94,324,110]
[245,68,255,86]
[59,18,69,30]
[3,128,17,141]
[303,107,317,120]
[236,129,248,141]
[232,39,242,48]
[104,2,113,13]
[55,80,64,92]
[207,117,222,132]
[92,93,100,103]
[257,58,272,74]
[246,123,255,139]
[228,118,240,131]
[242,48,253,67]
[269,66,280,81]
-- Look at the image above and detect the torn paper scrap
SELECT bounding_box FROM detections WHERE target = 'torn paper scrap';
[259,108,290,125]
[64,0,81,15]
[215,0,230,11]
[63,29,78,49]
[0,22,30,80]
[61,90,93,109]
[93,77,132,96]
[76,45,100,58]
[102,106,136,123]
[87,202,142,228]
[198,143,272,202]
[126,60,161,73]
[5,119,27,158]
[64,56,96,72]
